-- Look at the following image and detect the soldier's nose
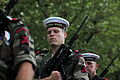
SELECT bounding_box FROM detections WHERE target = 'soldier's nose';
[50,31,55,35]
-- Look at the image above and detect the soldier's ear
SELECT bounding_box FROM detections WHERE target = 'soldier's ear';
[64,32,67,38]
[95,64,99,70]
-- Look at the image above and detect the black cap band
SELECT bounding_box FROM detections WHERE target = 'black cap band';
[46,22,66,30]
[84,57,97,62]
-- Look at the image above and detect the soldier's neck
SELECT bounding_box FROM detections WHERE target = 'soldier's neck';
[50,45,60,57]
[89,72,97,80]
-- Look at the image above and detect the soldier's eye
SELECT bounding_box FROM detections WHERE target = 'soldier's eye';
[54,30,59,33]
[47,31,51,34]
[87,62,92,65]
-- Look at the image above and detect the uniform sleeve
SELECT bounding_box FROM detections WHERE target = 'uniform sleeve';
[9,20,36,70]
[0,60,7,80]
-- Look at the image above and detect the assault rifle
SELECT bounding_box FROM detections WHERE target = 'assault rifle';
[0,0,19,34]
[92,54,118,80]
[41,15,88,79]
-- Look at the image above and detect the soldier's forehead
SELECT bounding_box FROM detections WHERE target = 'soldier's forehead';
[47,27,63,31]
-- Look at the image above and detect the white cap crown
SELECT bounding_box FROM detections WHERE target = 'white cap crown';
[43,17,70,30]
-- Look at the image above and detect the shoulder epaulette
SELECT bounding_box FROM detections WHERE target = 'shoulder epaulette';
[11,17,21,23]
[35,49,49,55]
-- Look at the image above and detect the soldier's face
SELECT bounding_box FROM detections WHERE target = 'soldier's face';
[85,61,98,75]
[47,27,67,47]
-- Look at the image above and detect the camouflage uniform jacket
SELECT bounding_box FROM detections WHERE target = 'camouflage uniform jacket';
[35,50,89,80]
[0,18,36,80]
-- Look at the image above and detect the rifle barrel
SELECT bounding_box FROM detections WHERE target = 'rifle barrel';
[106,54,118,69]
[68,15,88,48]
[99,54,118,79]
[5,0,19,15]
[76,15,88,34]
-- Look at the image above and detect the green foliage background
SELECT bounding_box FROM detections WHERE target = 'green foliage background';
[1,0,120,79]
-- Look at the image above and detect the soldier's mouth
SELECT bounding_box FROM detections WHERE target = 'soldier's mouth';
[50,38,56,41]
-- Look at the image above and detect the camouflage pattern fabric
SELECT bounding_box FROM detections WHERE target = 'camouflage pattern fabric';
[0,18,36,80]
[35,50,89,80]
[0,60,7,80]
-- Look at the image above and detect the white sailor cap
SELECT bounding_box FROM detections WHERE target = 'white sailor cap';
[81,53,100,61]
[43,17,70,30]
